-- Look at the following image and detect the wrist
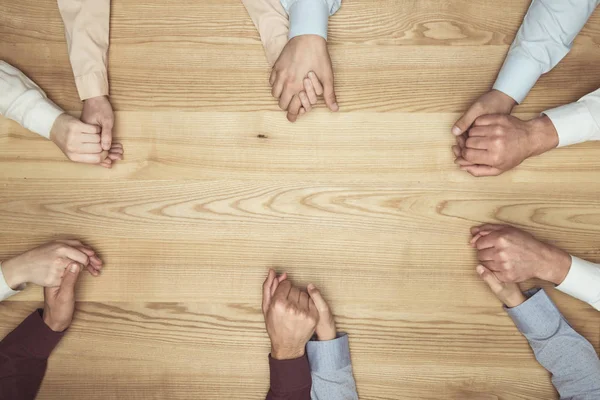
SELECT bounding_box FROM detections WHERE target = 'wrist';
[1,258,27,290]
[538,245,572,285]
[490,89,517,112]
[42,309,68,332]
[271,345,305,360]
[526,115,559,157]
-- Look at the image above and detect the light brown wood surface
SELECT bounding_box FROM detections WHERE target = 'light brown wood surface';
[1,1,600,399]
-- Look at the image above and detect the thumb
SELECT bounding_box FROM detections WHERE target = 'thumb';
[452,106,480,136]
[307,283,330,313]
[78,121,101,135]
[461,165,503,177]
[476,265,504,293]
[322,73,338,112]
[101,122,113,151]
[60,262,82,298]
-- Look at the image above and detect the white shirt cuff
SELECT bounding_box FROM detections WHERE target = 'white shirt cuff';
[18,90,63,139]
[543,101,600,148]
[493,54,542,104]
[288,0,329,40]
[0,262,24,302]
[556,256,600,311]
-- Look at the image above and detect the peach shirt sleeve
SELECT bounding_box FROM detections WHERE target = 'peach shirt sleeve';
[242,0,290,66]
[57,0,111,100]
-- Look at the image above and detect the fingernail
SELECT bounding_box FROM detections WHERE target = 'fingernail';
[476,265,484,275]
[332,103,339,112]
[307,283,314,290]
[451,126,461,136]
[70,263,80,273]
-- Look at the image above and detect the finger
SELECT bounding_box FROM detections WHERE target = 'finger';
[262,269,276,313]
[454,157,475,167]
[452,105,480,136]
[475,232,502,250]
[308,72,324,96]
[467,126,493,138]
[109,146,124,154]
[466,137,489,150]
[286,96,302,122]
[62,247,90,266]
[288,286,301,303]
[273,280,292,300]
[477,247,498,262]
[470,233,483,247]
[461,165,503,177]
[77,143,104,153]
[101,122,113,151]
[55,239,84,247]
[108,152,123,161]
[456,134,467,149]
[299,108,305,115]
[476,265,505,293]
[69,151,109,164]
[278,88,295,111]
[86,264,100,276]
[474,114,503,127]
[304,78,318,104]
[80,133,101,144]
[110,143,123,150]
[272,75,284,99]
[307,283,330,313]
[298,91,312,113]
[452,145,461,158]
[322,75,338,112]
[269,69,277,86]
[299,291,310,310]
[461,148,491,165]
[76,121,101,134]
[60,262,82,298]
[272,272,288,297]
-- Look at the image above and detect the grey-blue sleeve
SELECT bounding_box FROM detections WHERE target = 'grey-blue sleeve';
[305,333,358,400]
[506,288,600,400]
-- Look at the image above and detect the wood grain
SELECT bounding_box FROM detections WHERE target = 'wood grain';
[1,0,600,399]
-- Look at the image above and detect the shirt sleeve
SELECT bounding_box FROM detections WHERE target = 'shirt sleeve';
[279,0,341,40]
[555,256,600,311]
[0,61,64,139]
[493,0,600,104]
[306,333,359,400]
[506,289,600,399]
[542,87,600,147]
[0,261,24,302]
[266,354,312,400]
[57,0,111,100]
[242,0,290,66]
[0,309,64,400]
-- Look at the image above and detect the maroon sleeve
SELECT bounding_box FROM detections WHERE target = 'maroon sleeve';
[0,309,64,400]
[266,354,312,400]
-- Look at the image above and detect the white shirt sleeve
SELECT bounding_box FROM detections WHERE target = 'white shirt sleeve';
[0,262,23,302]
[556,256,600,311]
[493,0,600,104]
[0,61,64,139]
[543,87,600,147]
[279,0,341,40]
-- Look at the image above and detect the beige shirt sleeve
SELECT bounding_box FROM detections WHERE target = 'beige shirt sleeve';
[242,0,289,66]
[57,0,111,100]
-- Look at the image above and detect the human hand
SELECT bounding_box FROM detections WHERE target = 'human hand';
[452,90,516,137]
[1,240,103,289]
[81,96,123,167]
[50,113,123,168]
[285,71,324,122]
[454,115,559,177]
[470,224,571,284]
[43,262,82,332]
[271,35,338,122]
[307,283,336,341]
[262,269,319,360]
[476,264,525,308]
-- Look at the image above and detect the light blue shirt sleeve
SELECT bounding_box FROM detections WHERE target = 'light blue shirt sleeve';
[493,0,600,104]
[279,0,341,40]
[305,333,358,400]
[506,289,600,399]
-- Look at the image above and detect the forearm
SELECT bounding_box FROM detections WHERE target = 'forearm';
[242,0,289,66]
[57,0,111,100]
[507,289,600,399]
[306,334,358,400]
[279,0,341,40]
[494,0,599,104]
[0,61,63,138]
[0,310,64,400]
[266,354,312,400]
